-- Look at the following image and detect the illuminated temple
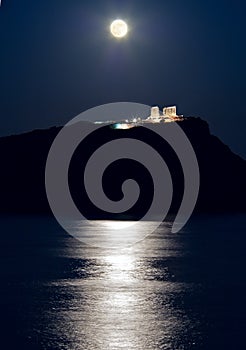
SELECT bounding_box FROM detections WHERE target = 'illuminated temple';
[147,105,182,123]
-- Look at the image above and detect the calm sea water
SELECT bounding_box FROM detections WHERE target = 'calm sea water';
[0,215,246,350]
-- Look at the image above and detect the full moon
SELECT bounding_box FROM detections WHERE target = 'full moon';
[110,19,128,38]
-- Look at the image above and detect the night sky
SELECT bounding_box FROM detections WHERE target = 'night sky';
[0,0,245,157]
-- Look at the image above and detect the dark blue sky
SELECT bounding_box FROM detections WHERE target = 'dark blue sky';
[0,0,245,157]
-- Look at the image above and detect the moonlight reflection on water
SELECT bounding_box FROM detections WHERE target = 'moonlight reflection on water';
[67,220,165,248]
[40,221,199,350]
[1,216,246,349]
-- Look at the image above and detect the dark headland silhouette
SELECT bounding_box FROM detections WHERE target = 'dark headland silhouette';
[0,117,245,218]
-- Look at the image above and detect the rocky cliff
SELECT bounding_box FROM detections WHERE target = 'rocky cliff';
[0,117,245,217]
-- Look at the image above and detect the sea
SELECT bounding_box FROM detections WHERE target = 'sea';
[0,214,246,350]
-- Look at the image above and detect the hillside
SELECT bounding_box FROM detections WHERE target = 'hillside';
[0,117,245,217]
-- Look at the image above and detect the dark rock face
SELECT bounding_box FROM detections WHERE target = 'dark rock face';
[180,119,246,213]
[0,118,245,216]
